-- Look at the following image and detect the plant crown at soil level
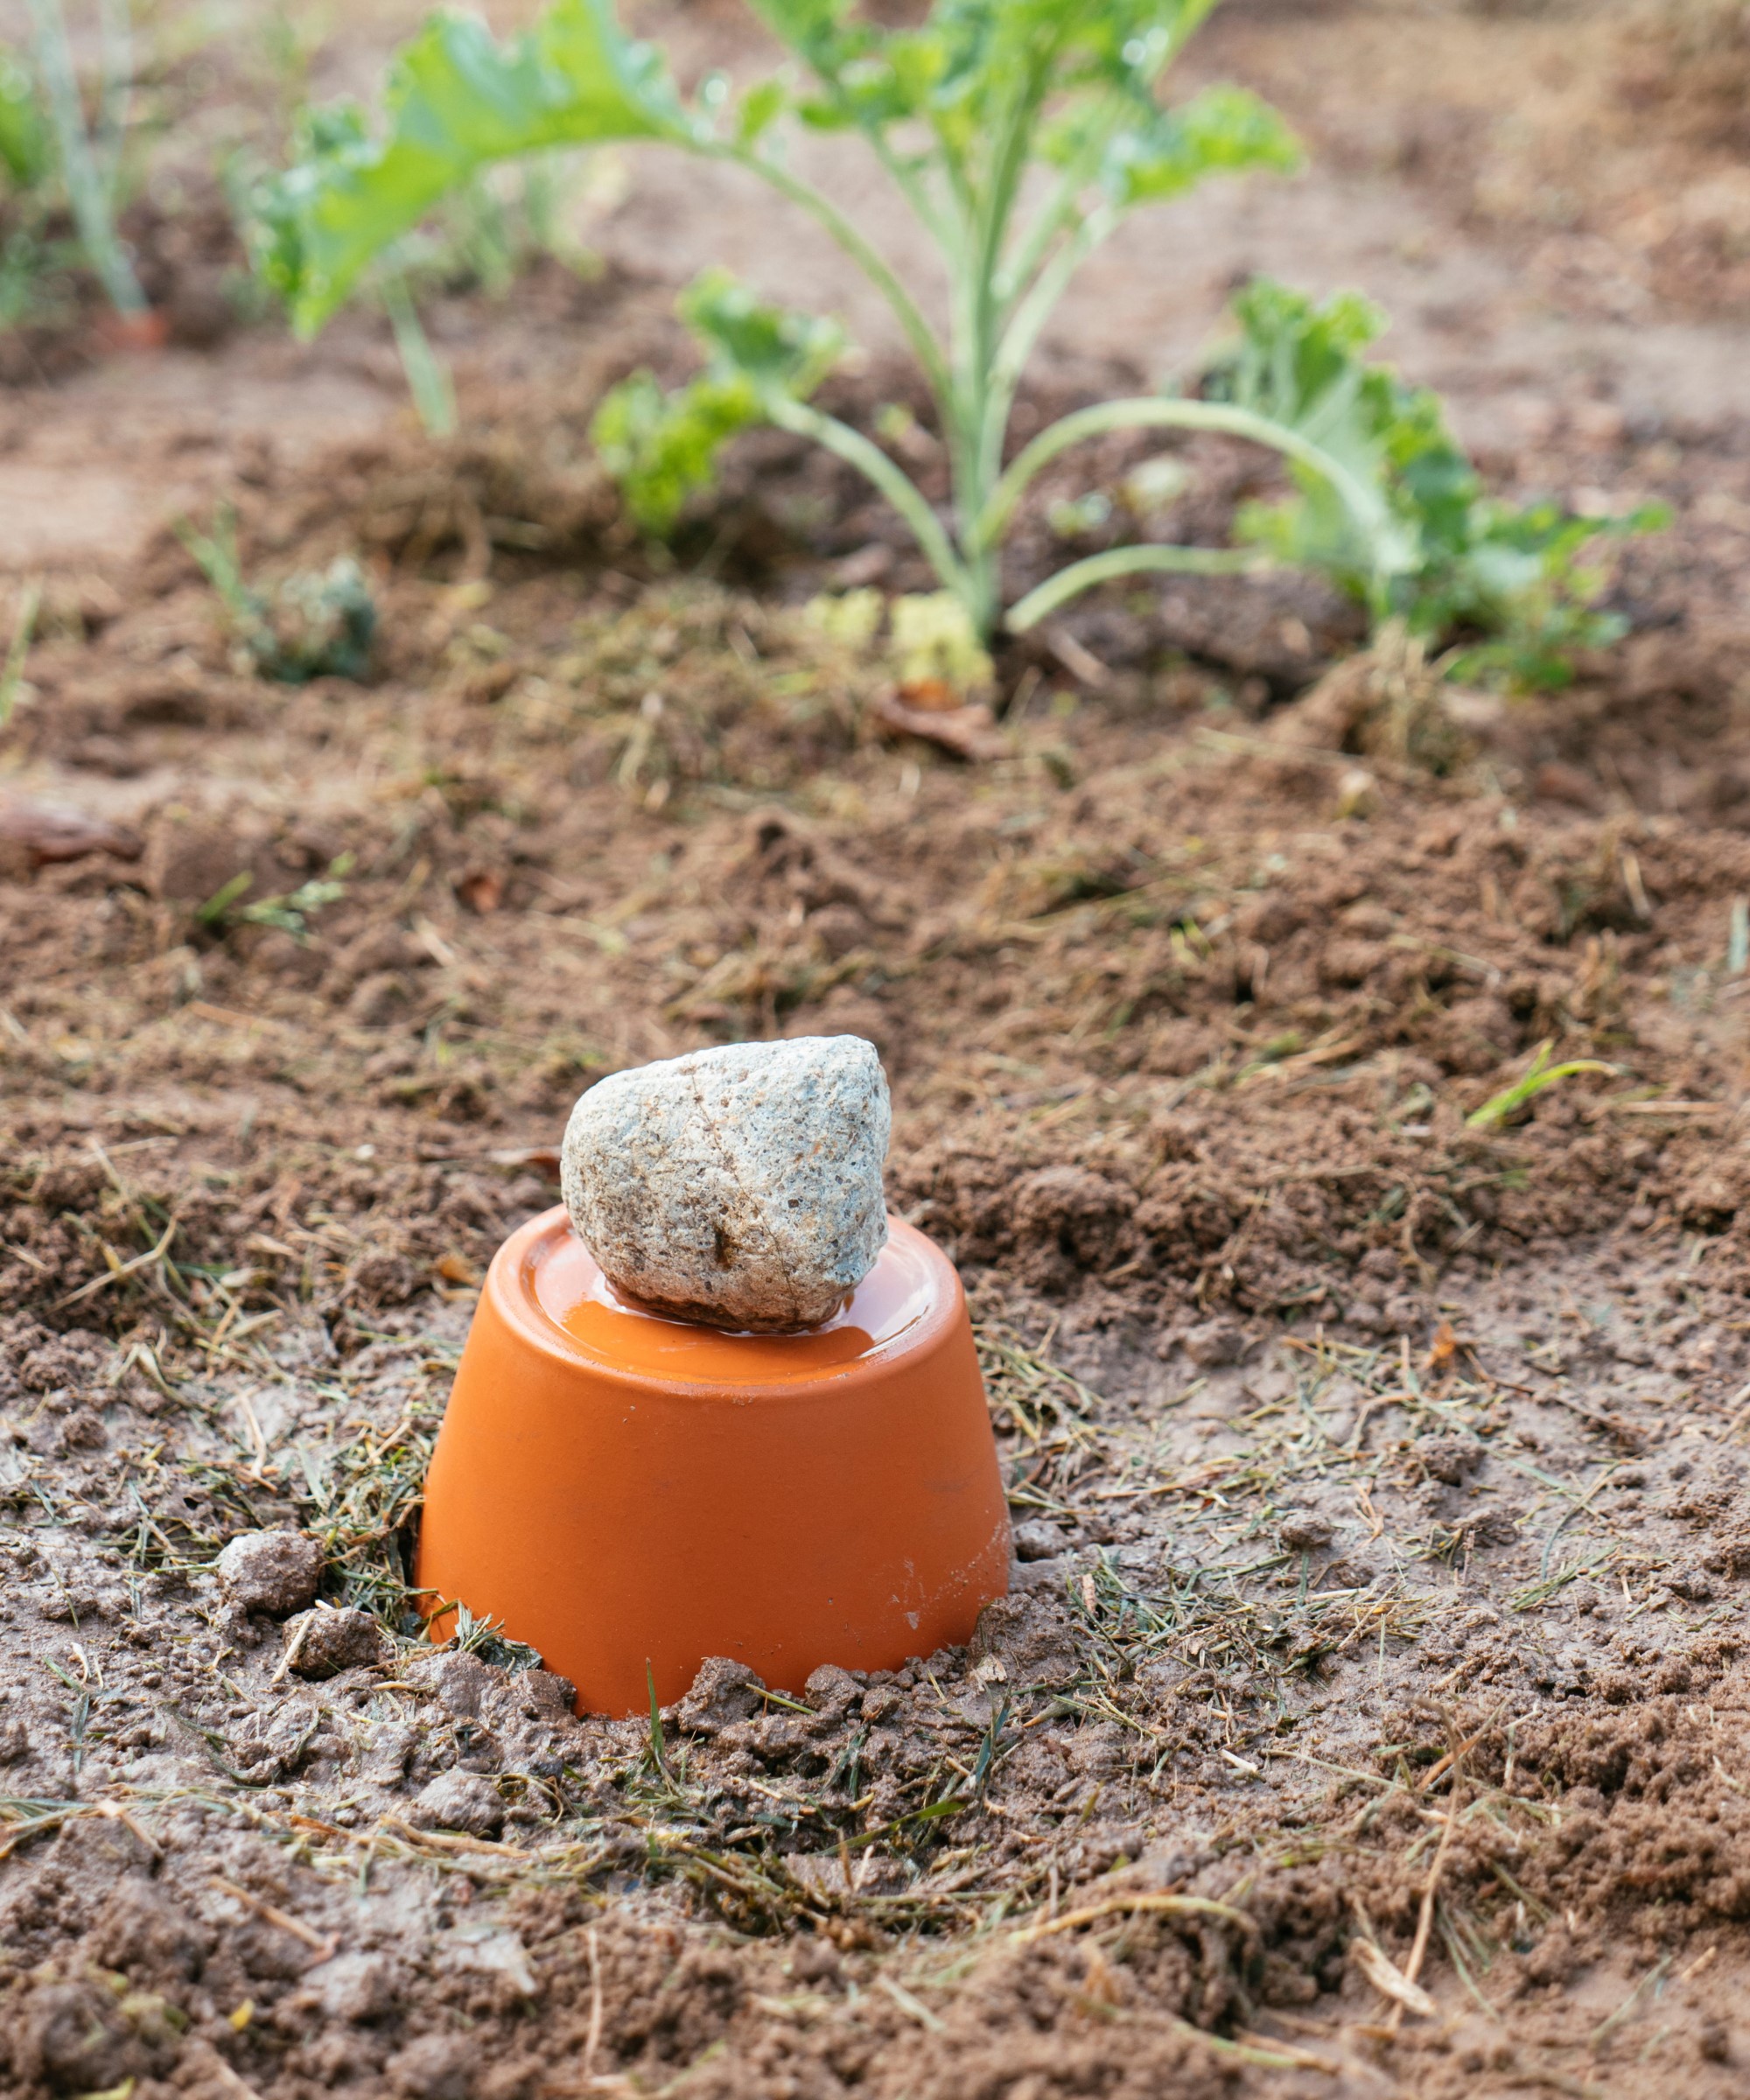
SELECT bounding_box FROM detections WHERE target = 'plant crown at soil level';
[257,0,1655,668]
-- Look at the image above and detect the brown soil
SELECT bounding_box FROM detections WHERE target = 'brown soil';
[8,2,1750,2096]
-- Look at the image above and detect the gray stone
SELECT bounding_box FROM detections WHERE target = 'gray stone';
[217,1529,324,1618]
[561,1035,890,1332]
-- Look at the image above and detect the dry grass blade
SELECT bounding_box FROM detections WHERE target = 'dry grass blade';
[876,1973,948,2031]
[208,1874,338,1960]
[55,1216,178,1310]
[1170,2016,1339,2071]
[1010,1892,1251,1945]
[1230,2030,1341,2074]
[1352,1936,1438,2020]
[377,1815,531,1860]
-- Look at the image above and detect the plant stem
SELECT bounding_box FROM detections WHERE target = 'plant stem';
[1005,544,1264,634]
[94,0,132,195]
[29,0,147,316]
[382,272,457,438]
[730,144,954,415]
[974,396,1396,564]
[980,205,1117,494]
[948,64,1050,639]
[993,88,1127,318]
[764,393,971,606]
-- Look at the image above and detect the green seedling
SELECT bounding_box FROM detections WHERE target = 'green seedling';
[246,105,592,437]
[177,507,378,682]
[646,1659,668,1778]
[196,854,354,939]
[1465,1040,1616,1130]
[1,32,118,336]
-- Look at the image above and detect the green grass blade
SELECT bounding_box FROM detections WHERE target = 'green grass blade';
[1465,1041,1616,1129]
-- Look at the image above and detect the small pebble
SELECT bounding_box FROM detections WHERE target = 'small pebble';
[217,1529,324,1618]
[561,1035,890,1332]
[1279,1513,1334,1552]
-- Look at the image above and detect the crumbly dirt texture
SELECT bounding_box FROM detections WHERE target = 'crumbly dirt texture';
[8,1,1750,2094]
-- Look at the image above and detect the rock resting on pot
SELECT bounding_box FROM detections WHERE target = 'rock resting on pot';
[560,1034,891,1333]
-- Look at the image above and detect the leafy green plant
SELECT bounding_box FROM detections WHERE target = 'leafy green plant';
[1208,279,1667,690]
[246,103,595,437]
[177,507,378,682]
[255,0,1444,644]
[254,0,1660,676]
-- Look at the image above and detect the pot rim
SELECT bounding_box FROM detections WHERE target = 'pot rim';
[484,1205,962,1404]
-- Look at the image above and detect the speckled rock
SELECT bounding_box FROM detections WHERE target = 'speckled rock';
[217,1529,324,1618]
[561,1035,890,1332]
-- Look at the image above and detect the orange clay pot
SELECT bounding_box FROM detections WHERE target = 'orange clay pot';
[416,1207,1011,1716]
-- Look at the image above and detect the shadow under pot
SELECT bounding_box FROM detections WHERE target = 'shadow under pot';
[416,1208,1012,1716]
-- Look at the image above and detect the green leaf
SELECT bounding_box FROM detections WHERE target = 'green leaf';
[1099,84,1298,206]
[742,0,854,67]
[680,267,844,392]
[592,368,762,536]
[268,0,690,332]
[735,76,791,147]
[0,47,51,191]
[646,1659,668,1775]
[1466,1042,1616,1130]
[592,270,843,534]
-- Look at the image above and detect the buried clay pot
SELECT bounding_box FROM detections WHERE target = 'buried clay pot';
[416,1207,1010,1716]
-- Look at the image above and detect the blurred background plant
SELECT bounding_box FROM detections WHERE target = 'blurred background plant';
[176,505,378,683]
[7,0,150,329]
[1203,279,1667,692]
[242,105,602,437]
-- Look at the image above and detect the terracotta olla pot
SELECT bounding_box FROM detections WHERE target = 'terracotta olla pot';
[416,1207,1011,1716]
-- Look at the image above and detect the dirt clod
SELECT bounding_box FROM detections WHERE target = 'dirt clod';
[284,1605,392,1679]
[217,1528,325,1617]
[409,1770,506,1838]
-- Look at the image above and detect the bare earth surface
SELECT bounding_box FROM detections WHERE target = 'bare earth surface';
[9,2,1750,2096]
